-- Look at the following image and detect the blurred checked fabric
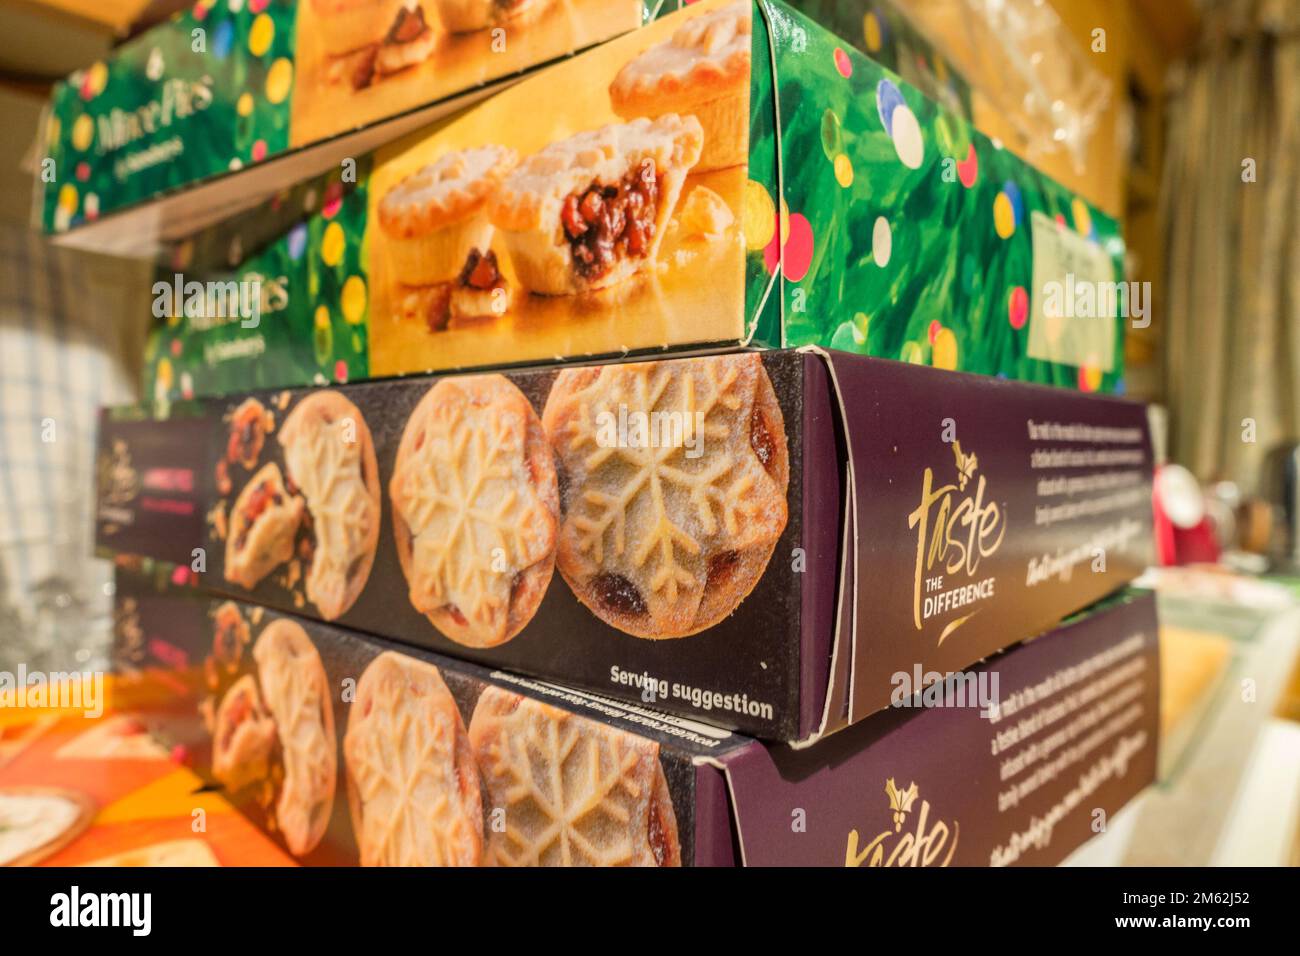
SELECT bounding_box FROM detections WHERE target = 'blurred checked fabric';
[0,223,150,673]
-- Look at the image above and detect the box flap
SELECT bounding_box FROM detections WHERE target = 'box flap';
[804,348,1153,740]
[744,0,785,347]
[721,591,1160,866]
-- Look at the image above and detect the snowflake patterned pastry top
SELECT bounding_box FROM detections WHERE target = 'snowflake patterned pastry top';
[543,352,789,638]
[389,374,559,648]
[344,653,483,866]
[252,619,336,858]
[278,391,381,621]
[468,687,680,866]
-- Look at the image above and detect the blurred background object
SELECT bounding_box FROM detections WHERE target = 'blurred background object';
[1262,442,1300,569]
[888,0,1113,173]
[0,225,149,674]
[1161,0,1300,496]
[883,0,1204,411]
[0,1,169,671]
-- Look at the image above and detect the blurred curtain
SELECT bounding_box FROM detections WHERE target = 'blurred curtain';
[1161,0,1300,492]
[0,224,150,673]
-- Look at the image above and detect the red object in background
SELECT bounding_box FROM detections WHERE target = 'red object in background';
[1153,464,1221,565]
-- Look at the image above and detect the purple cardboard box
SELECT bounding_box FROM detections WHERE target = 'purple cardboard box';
[96,348,1154,741]
[114,571,1159,866]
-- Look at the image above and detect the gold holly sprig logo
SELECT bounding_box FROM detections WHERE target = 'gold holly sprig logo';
[885,778,918,832]
[952,441,977,491]
[845,778,960,867]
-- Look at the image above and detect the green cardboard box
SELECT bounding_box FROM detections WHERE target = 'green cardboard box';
[141,0,1126,407]
[40,0,649,237]
[42,0,967,243]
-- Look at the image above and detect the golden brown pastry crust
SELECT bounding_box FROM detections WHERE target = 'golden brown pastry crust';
[543,353,789,638]
[378,146,517,238]
[469,687,681,866]
[253,619,337,857]
[278,391,381,620]
[609,2,751,171]
[224,462,305,590]
[343,653,483,866]
[608,0,752,117]
[390,374,558,648]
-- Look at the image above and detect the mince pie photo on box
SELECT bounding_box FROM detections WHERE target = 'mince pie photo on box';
[211,673,277,794]
[543,352,789,638]
[389,374,559,648]
[208,616,338,858]
[488,115,703,295]
[217,390,380,620]
[341,652,681,867]
[252,619,337,857]
[609,0,752,173]
[343,653,483,866]
[278,391,382,620]
[387,352,789,644]
[469,686,681,866]
[377,145,517,331]
[225,462,305,591]
[363,0,748,377]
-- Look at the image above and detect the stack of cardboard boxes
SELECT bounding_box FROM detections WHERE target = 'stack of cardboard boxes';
[59,0,1157,866]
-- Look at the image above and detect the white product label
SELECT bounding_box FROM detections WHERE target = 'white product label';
[1027,210,1118,372]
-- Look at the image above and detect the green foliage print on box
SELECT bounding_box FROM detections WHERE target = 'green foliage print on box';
[144,173,370,406]
[43,0,297,233]
[784,0,972,121]
[764,2,1125,393]
[306,174,370,385]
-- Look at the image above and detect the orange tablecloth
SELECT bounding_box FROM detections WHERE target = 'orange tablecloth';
[0,675,293,867]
